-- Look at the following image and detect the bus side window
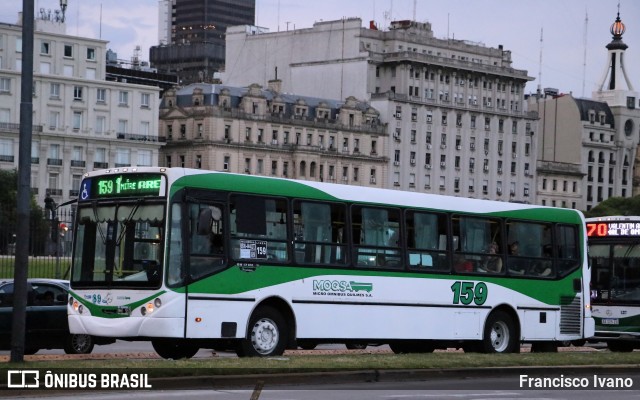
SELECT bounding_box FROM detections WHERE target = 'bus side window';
[293,201,347,266]
[230,195,289,262]
[452,215,503,274]
[407,211,448,271]
[352,206,402,268]
[556,225,579,277]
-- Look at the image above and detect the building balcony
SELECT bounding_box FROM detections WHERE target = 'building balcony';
[117,132,166,142]
[93,162,109,169]
[31,157,39,164]
[71,160,86,168]
[69,189,79,197]
[47,188,63,196]
[0,155,14,162]
[0,122,43,134]
[47,158,63,166]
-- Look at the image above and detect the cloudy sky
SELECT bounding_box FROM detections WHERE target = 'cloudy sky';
[2,0,638,97]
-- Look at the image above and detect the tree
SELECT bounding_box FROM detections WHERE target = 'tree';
[0,169,48,255]
[583,196,640,218]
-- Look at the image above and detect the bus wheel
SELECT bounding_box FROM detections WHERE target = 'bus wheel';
[607,341,635,352]
[239,306,287,357]
[152,339,199,360]
[64,334,95,354]
[482,310,518,353]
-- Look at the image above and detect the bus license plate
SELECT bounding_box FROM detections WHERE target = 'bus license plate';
[601,318,619,325]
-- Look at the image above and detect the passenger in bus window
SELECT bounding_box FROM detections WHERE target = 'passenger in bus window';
[480,242,503,273]
[507,241,525,274]
[508,241,519,255]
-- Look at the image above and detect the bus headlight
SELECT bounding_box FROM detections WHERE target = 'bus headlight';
[154,298,162,308]
[72,300,80,311]
[141,303,154,316]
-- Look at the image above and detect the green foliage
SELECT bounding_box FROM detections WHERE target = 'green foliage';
[584,196,640,218]
[0,169,49,255]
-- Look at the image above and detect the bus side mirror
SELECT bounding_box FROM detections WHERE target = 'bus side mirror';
[197,206,221,235]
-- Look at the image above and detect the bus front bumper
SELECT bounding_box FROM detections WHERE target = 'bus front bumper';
[69,315,185,338]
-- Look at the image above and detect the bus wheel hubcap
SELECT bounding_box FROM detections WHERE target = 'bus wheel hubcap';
[491,321,509,352]
[251,318,278,354]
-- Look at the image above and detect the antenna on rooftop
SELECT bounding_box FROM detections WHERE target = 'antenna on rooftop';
[413,0,416,21]
[537,27,543,97]
[581,9,589,97]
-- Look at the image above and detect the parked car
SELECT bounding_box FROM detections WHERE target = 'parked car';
[0,278,111,354]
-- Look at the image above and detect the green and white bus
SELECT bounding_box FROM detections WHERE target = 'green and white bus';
[68,167,594,358]
[587,216,640,352]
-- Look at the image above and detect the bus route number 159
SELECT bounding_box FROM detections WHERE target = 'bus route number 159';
[451,281,488,305]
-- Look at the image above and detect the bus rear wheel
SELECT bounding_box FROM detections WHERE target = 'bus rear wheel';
[481,310,518,353]
[152,339,199,360]
[607,341,635,352]
[238,306,287,357]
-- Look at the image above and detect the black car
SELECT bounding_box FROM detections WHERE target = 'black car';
[0,279,101,354]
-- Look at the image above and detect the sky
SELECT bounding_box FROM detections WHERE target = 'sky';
[1,0,638,98]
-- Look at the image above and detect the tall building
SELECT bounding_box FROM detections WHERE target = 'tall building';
[159,81,388,187]
[224,18,537,202]
[529,11,640,211]
[0,12,164,207]
[151,0,256,85]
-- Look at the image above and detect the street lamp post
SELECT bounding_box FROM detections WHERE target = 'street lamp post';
[10,0,34,363]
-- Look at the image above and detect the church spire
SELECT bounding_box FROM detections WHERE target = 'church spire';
[597,6,634,92]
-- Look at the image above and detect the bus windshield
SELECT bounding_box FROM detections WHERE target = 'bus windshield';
[71,202,165,288]
[591,243,640,304]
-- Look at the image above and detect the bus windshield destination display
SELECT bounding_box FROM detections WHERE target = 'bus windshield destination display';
[586,221,640,238]
[80,174,165,200]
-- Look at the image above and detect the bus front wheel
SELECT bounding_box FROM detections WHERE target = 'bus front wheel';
[152,339,199,360]
[238,306,287,357]
[481,310,518,353]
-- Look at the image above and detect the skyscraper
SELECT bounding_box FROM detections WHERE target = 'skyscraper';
[151,0,255,85]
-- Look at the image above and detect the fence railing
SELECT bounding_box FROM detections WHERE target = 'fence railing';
[0,204,75,279]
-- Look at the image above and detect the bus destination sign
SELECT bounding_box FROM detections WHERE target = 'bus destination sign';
[586,221,640,238]
[80,173,166,201]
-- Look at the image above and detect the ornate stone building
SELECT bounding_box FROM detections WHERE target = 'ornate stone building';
[159,82,388,186]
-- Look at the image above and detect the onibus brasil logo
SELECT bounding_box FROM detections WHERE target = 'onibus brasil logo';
[312,280,373,297]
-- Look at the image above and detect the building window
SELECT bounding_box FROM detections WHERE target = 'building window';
[195,155,202,169]
[64,44,73,58]
[96,88,106,103]
[138,150,152,167]
[40,41,50,55]
[115,148,130,166]
[72,111,82,130]
[49,111,60,130]
[50,83,60,98]
[118,91,129,106]
[73,86,83,100]
[141,93,150,108]
[95,116,106,134]
[86,47,96,60]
